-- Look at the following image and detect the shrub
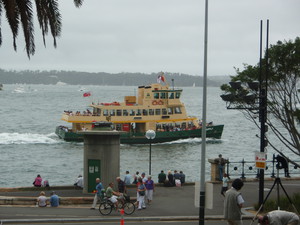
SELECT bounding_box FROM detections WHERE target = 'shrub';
[254,192,300,212]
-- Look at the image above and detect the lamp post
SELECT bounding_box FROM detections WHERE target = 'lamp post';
[145,130,156,175]
[220,20,269,207]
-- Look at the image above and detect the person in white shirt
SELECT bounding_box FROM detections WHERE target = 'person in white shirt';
[258,210,299,225]
[37,191,47,207]
[221,173,229,197]
[74,175,84,188]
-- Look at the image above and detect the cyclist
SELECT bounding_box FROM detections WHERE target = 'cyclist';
[106,182,123,210]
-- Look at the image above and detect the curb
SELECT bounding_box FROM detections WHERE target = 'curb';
[0,215,256,224]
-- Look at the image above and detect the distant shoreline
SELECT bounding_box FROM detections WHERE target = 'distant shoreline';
[0,69,231,87]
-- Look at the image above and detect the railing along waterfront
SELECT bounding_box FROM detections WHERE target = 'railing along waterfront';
[224,154,300,179]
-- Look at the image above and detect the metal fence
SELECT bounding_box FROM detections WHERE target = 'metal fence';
[225,154,300,179]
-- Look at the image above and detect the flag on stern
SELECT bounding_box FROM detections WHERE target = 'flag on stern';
[83,92,91,97]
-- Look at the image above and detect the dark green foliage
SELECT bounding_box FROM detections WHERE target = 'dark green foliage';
[254,192,300,213]
[220,37,300,164]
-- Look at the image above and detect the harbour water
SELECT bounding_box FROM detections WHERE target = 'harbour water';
[0,84,282,187]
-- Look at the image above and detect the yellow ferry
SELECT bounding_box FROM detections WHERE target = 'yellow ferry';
[55,82,224,144]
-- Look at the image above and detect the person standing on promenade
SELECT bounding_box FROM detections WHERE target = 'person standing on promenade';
[258,210,299,225]
[145,175,155,205]
[158,170,166,184]
[124,171,131,185]
[137,178,146,210]
[50,191,59,207]
[132,171,140,184]
[33,174,42,187]
[141,172,147,183]
[37,191,47,207]
[216,154,226,181]
[90,178,103,210]
[221,173,229,197]
[116,177,127,194]
[224,178,244,225]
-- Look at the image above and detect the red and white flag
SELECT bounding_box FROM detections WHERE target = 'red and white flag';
[157,72,166,83]
[83,92,91,97]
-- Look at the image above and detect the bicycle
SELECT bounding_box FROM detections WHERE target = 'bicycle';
[99,195,135,215]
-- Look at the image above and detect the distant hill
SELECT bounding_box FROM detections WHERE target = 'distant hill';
[0,69,231,87]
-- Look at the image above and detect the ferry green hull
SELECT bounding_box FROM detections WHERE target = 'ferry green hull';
[55,125,224,144]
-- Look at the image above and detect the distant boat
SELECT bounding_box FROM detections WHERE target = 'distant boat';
[56,81,67,86]
[0,84,3,90]
[192,82,196,87]
[55,82,224,144]
[12,85,37,93]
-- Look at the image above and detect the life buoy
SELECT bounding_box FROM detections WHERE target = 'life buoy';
[158,100,163,105]
[152,100,158,105]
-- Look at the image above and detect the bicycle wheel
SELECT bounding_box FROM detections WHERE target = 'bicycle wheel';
[122,202,135,215]
[99,202,113,215]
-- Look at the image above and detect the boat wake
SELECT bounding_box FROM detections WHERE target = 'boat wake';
[122,137,223,146]
[160,138,223,145]
[0,132,60,145]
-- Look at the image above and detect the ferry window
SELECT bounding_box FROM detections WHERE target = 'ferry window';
[168,108,173,114]
[156,124,162,130]
[115,124,121,131]
[136,109,142,116]
[149,109,154,115]
[155,109,161,115]
[129,109,135,116]
[103,109,108,116]
[123,109,128,116]
[169,92,174,99]
[142,109,148,116]
[94,108,101,116]
[182,122,187,129]
[175,92,181,99]
[188,122,193,128]
[110,109,115,116]
[153,92,159,99]
[160,92,166,99]
[175,107,182,114]
[116,110,122,116]
[162,108,167,115]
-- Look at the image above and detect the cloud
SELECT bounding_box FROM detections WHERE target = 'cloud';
[0,0,299,76]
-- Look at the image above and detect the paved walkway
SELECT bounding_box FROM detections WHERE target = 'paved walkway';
[0,178,299,224]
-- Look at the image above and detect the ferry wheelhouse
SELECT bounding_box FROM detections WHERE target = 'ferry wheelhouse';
[55,83,224,144]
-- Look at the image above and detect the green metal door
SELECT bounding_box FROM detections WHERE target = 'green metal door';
[88,159,101,193]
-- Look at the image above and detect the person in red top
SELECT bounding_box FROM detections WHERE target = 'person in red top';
[33,174,42,187]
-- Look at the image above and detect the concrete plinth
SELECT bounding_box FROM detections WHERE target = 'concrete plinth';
[78,130,121,193]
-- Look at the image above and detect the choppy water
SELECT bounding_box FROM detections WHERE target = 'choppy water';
[0,84,285,187]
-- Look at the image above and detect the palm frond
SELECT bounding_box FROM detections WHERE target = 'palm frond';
[16,0,35,57]
[35,0,48,46]
[73,0,84,8]
[35,0,61,48]
[2,0,20,51]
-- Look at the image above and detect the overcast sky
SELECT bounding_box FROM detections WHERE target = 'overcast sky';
[0,0,299,76]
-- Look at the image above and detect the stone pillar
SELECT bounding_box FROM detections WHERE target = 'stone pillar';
[208,158,219,181]
[78,130,121,194]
